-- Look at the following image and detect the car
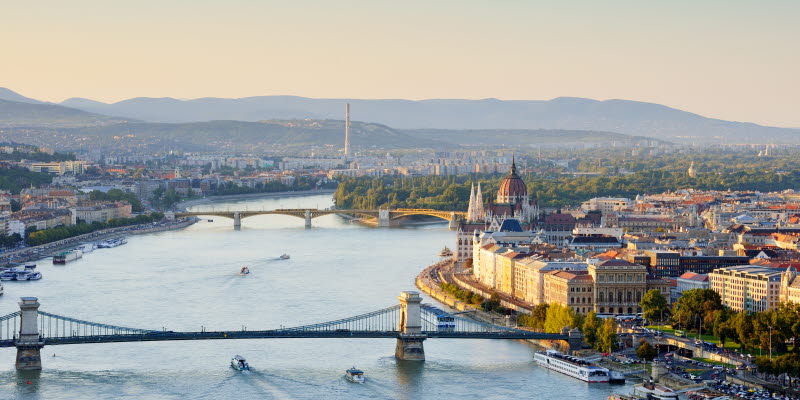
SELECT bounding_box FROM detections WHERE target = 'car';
[713,365,724,370]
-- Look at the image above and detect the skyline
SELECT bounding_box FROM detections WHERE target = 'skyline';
[1,0,798,127]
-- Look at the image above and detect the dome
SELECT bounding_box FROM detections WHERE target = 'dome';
[496,157,528,204]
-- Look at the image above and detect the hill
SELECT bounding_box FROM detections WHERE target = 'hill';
[0,99,129,128]
[0,119,654,153]
[51,93,800,143]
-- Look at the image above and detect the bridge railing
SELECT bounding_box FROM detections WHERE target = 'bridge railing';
[420,305,531,335]
[36,311,159,339]
[0,311,21,341]
[281,305,400,333]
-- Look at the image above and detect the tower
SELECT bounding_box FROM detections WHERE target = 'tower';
[467,184,476,222]
[688,161,696,178]
[344,103,350,163]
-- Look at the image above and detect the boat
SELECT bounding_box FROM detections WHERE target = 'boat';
[438,246,453,257]
[231,355,250,371]
[534,349,610,383]
[345,367,365,383]
[207,219,214,222]
[78,243,96,253]
[279,254,290,260]
[15,270,42,281]
[239,266,250,275]
[0,270,16,281]
[97,238,127,249]
[628,382,679,400]
[0,281,3,296]
[608,395,637,400]
[609,370,626,384]
[53,250,83,264]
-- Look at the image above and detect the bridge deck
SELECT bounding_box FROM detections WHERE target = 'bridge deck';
[0,330,565,348]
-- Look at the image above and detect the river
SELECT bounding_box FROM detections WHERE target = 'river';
[0,194,629,399]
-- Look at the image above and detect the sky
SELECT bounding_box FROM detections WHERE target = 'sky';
[1,0,798,127]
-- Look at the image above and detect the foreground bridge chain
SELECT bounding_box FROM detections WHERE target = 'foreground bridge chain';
[1,292,575,370]
[169,208,466,229]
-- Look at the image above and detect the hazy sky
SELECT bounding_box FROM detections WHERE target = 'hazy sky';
[2,0,798,126]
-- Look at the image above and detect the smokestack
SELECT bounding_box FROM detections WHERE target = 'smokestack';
[344,103,350,162]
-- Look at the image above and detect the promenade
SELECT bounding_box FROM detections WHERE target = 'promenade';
[0,218,196,266]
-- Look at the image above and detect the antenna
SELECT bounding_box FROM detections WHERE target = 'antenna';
[344,103,350,163]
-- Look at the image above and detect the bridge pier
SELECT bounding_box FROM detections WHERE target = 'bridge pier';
[448,213,459,230]
[378,209,390,228]
[233,212,241,230]
[304,210,312,229]
[396,291,425,361]
[565,327,584,355]
[16,297,44,370]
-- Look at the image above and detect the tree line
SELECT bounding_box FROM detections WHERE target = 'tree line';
[333,167,800,209]
[26,213,165,246]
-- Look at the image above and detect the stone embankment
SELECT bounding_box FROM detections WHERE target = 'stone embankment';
[1,218,196,266]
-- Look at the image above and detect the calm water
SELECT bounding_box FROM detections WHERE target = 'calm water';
[0,194,628,399]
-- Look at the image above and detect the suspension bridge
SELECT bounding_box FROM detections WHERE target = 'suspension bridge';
[168,208,466,229]
[0,292,581,370]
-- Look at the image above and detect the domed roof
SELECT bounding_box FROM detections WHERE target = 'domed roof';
[497,157,527,201]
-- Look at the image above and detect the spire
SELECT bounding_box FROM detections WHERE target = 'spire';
[511,154,517,175]
[475,183,485,221]
[467,183,476,221]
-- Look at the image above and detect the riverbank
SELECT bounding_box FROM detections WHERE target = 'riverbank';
[0,218,197,266]
[175,189,336,211]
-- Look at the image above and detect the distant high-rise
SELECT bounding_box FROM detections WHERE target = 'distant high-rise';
[344,103,350,162]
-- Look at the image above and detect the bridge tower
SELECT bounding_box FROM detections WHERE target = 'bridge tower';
[378,209,391,227]
[233,211,241,230]
[304,210,312,228]
[395,291,425,361]
[16,297,45,370]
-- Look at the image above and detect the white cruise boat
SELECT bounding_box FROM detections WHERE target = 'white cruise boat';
[345,367,365,383]
[78,243,96,253]
[534,350,610,383]
[231,355,250,371]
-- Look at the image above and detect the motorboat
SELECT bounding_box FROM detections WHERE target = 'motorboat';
[78,243,96,253]
[16,271,42,281]
[279,254,290,260]
[231,355,250,371]
[345,367,365,383]
[438,246,453,257]
[239,266,250,275]
[0,270,17,281]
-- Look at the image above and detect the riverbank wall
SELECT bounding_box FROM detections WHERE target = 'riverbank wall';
[1,218,197,265]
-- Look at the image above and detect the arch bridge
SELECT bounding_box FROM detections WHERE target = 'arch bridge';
[170,208,466,229]
[1,293,579,370]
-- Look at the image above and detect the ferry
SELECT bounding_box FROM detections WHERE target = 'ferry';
[1,264,42,281]
[15,270,42,281]
[279,254,290,260]
[534,349,610,383]
[230,355,250,371]
[53,250,83,264]
[345,367,365,383]
[438,246,453,257]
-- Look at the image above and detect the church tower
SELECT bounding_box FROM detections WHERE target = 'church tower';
[688,161,696,178]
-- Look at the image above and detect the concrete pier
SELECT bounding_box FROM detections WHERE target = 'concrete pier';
[378,209,391,228]
[16,297,44,370]
[304,210,312,229]
[448,213,459,230]
[395,291,425,361]
[233,212,241,230]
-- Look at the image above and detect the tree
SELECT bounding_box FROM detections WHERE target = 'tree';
[583,311,601,347]
[733,310,754,350]
[596,318,618,353]
[637,340,658,361]
[671,288,722,332]
[544,303,576,333]
[640,289,669,323]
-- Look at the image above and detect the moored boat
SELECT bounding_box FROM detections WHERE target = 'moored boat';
[345,367,365,383]
[53,250,83,264]
[231,355,250,371]
[438,246,453,257]
[78,243,96,253]
[534,349,610,383]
